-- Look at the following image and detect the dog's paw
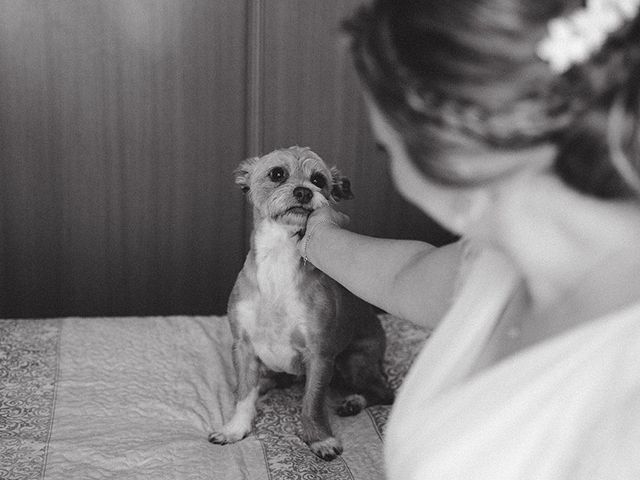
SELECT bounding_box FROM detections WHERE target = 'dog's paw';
[309,436,343,461]
[208,424,250,445]
[336,394,366,417]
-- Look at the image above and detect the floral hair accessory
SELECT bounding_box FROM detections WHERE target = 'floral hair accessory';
[537,0,640,73]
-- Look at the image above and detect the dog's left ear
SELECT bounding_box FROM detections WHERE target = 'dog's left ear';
[330,167,354,201]
[234,157,259,193]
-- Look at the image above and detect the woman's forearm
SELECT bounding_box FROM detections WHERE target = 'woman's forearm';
[304,224,463,329]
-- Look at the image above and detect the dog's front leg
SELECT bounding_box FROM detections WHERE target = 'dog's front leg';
[301,355,343,460]
[209,337,260,445]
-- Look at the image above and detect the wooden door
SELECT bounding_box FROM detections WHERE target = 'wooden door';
[0,1,248,317]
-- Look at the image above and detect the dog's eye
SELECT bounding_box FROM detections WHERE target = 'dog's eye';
[268,167,288,183]
[310,172,327,189]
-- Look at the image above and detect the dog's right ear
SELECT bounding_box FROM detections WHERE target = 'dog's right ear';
[330,167,355,202]
[234,157,259,193]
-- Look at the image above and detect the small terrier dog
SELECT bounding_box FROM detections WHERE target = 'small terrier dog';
[208,146,393,460]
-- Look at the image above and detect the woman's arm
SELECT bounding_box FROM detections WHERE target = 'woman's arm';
[299,208,463,329]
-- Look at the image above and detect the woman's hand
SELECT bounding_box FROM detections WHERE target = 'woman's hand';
[297,206,350,258]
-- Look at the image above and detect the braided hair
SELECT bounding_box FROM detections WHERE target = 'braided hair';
[344,0,640,198]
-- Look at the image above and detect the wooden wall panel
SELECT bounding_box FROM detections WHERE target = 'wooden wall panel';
[0,1,454,320]
[258,1,455,243]
[0,1,248,317]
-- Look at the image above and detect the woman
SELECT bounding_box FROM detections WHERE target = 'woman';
[298,0,640,478]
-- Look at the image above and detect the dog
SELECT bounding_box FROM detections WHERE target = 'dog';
[208,146,393,460]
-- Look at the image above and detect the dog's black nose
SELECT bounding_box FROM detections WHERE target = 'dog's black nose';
[293,186,313,204]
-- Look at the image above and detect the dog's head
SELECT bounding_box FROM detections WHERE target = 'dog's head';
[234,146,353,227]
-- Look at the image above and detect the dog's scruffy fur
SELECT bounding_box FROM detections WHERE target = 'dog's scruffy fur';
[208,146,393,460]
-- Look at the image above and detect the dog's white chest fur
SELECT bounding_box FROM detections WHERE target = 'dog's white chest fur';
[238,221,308,374]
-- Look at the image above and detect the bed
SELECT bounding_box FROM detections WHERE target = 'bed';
[0,314,428,480]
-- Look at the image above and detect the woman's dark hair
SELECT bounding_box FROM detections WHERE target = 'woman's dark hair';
[344,0,640,198]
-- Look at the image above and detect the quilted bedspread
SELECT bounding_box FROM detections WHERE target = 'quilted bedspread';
[0,315,428,480]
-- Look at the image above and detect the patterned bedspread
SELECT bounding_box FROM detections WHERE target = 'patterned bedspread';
[0,315,428,480]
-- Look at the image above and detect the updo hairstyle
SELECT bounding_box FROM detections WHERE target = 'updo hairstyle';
[344,0,640,198]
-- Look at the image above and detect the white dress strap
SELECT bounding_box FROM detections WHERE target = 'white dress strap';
[385,245,520,469]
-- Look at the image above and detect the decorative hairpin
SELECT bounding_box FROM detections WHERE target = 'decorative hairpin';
[537,0,640,73]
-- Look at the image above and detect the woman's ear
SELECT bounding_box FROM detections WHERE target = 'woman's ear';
[330,166,355,201]
[233,157,259,193]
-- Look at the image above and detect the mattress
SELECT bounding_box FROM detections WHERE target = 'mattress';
[0,314,428,480]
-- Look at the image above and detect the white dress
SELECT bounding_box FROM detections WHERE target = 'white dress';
[385,246,640,480]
